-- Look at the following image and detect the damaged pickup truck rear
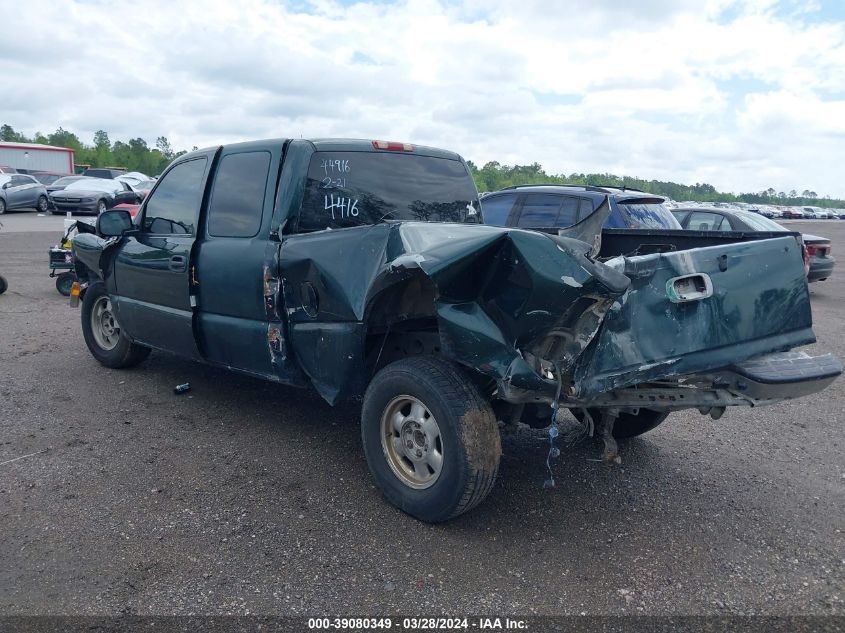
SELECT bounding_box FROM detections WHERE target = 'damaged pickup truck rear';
[71,138,842,522]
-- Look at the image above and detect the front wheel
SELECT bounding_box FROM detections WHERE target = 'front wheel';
[80,282,150,368]
[0,198,6,214]
[96,199,107,214]
[361,356,501,523]
[0,275,7,294]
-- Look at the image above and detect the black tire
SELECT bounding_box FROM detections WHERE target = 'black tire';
[36,195,48,213]
[572,408,670,439]
[80,282,150,368]
[55,272,76,296]
[361,356,501,523]
[0,198,5,214]
[0,275,7,294]
[96,199,107,214]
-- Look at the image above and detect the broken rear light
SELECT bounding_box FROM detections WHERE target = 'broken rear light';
[806,244,829,257]
[372,140,414,152]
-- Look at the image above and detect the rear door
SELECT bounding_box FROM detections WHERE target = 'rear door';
[194,143,288,379]
[111,153,214,358]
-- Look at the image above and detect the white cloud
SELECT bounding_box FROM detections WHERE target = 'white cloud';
[1,0,844,196]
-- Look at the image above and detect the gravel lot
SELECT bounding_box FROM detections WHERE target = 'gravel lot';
[0,214,843,617]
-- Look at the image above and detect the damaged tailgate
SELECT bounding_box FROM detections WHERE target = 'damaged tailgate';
[570,235,815,398]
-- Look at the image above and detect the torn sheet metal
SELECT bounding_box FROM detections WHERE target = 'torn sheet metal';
[278,222,631,403]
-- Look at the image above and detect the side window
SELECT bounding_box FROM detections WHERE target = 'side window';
[143,158,207,236]
[688,211,724,231]
[480,195,515,226]
[11,175,28,187]
[207,152,271,238]
[556,197,579,227]
[517,194,562,228]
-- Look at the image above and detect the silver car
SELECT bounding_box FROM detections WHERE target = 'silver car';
[0,173,49,214]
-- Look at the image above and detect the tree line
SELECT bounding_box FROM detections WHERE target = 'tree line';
[467,161,843,208]
[2,124,841,208]
[0,124,193,177]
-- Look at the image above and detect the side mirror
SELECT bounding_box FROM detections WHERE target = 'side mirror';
[113,191,137,205]
[97,209,133,237]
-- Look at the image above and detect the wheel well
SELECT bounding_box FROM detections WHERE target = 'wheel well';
[364,273,440,372]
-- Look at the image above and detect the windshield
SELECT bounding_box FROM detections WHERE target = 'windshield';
[297,151,479,232]
[53,176,85,187]
[733,211,788,232]
[616,202,682,229]
[34,174,62,185]
[64,179,122,194]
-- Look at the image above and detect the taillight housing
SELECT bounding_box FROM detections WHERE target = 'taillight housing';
[372,140,414,152]
[806,244,830,257]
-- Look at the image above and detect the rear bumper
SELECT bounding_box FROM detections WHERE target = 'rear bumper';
[808,256,835,282]
[724,351,842,400]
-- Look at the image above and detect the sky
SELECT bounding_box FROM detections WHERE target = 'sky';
[2,0,844,196]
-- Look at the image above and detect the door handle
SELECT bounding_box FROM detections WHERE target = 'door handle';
[169,255,187,272]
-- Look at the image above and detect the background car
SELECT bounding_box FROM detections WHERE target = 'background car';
[672,207,835,282]
[49,178,137,215]
[30,171,73,186]
[0,173,49,214]
[480,184,681,231]
[81,167,126,179]
[0,165,18,174]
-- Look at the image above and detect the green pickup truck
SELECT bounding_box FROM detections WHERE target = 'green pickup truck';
[71,138,841,522]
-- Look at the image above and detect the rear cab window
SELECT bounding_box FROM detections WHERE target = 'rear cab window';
[296,152,479,232]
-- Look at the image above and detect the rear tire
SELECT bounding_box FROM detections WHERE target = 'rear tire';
[0,199,6,214]
[55,272,76,296]
[36,195,48,213]
[81,282,150,368]
[362,356,501,522]
[573,408,669,439]
[0,275,7,294]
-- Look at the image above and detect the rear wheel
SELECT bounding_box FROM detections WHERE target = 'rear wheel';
[0,275,7,294]
[81,282,150,368]
[55,272,76,296]
[36,195,48,213]
[573,408,669,439]
[362,356,501,522]
[0,198,6,214]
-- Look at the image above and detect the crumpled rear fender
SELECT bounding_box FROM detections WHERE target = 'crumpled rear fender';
[280,222,630,404]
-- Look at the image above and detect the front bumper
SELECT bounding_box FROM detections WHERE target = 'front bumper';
[51,199,99,214]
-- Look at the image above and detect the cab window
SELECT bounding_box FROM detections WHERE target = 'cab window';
[143,158,207,235]
[207,152,271,238]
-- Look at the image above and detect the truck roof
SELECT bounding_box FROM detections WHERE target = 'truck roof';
[186,138,463,161]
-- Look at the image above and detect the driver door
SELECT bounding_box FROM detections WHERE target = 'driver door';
[111,154,214,359]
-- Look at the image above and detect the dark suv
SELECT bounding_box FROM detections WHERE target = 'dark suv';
[480,184,681,230]
[82,168,126,179]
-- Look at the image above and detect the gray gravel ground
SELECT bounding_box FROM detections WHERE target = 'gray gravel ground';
[0,214,842,616]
